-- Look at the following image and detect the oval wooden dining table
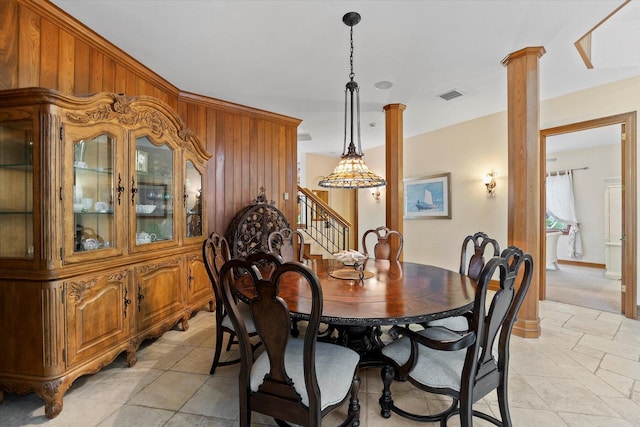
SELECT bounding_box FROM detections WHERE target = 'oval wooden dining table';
[236,258,477,365]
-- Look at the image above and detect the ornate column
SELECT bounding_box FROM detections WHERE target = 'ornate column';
[502,47,545,338]
[384,104,406,261]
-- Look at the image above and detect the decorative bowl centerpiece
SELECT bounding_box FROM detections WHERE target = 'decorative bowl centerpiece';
[330,250,371,282]
[333,250,367,267]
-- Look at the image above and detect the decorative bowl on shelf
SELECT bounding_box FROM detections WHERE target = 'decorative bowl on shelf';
[136,204,157,214]
[94,201,109,213]
[73,203,84,212]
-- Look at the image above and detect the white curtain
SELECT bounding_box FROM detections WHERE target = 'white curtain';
[546,171,583,258]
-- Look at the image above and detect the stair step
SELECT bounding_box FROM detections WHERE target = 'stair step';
[303,243,324,260]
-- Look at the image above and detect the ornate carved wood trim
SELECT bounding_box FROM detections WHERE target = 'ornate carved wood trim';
[42,286,62,368]
[137,257,181,274]
[65,92,211,162]
[67,279,97,302]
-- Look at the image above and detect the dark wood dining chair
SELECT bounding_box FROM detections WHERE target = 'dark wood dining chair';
[267,227,309,336]
[361,226,403,261]
[218,252,361,427]
[379,246,533,426]
[426,231,500,331]
[202,232,259,375]
[268,227,305,262]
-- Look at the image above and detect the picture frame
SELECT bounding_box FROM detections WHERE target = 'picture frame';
[136,150,148,172]
[404,172,451,219]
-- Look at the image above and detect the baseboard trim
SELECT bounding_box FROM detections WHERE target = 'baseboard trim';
[557,259,605,269]
[513,318,541,338]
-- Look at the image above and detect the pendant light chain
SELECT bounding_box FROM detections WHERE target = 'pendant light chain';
[349,26,355,81]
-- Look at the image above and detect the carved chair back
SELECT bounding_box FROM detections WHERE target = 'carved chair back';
[379,246,533,426]
[218,252,360,426]
[268,227,305,262]
[460,231,500,281]
[202,231,246,375]
[362,226,404,261]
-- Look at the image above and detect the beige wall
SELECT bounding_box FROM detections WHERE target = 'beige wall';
[356,75,640,301]
[360,112,509,272]
[303,153,353,217]
[302,153,358,248]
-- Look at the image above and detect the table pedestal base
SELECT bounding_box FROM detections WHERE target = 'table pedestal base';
[331,325,386,367]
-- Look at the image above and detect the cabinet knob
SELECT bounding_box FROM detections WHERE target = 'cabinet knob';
[137,284,144,311]
[123,288,132,318]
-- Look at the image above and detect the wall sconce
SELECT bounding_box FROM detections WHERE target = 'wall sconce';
[371,188,381,201]
[483,171,497,197]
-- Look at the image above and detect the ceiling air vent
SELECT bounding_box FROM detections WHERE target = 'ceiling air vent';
[298,133,312,142]
[438,89,464,101]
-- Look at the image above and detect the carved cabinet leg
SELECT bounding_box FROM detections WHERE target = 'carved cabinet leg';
[36,378,70,419]
[126,350,138,367]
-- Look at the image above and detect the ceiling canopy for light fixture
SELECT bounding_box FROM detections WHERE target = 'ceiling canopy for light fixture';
[318,12,386,189]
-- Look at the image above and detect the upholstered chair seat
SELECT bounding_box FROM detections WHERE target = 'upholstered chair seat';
[250,338,360,409]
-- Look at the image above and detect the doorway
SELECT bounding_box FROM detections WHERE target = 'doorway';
[539,112,637,319]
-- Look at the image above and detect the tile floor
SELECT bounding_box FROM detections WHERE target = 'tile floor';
[1,300,640,426]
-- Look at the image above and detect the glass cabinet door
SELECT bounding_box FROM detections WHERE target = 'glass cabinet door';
[185,160,202,238]
[0,120,34,258]
[134,136,174,245]
[72,134,115,253]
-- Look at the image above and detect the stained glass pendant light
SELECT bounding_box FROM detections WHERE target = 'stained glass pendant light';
[318,12,386,189]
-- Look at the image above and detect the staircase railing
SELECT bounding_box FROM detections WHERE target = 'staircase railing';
[297,186,351,254]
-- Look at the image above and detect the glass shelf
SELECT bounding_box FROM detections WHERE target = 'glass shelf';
[0,119,34,259]
[72,133,115,254]
[135,136,174,245]
[185,160,202,238]
[0,211,34,215]
[0,163,33,170]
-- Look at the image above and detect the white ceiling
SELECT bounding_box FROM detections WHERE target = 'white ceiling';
[50,0,640,157]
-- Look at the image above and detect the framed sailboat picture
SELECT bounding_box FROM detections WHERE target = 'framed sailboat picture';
[403,173,451,219]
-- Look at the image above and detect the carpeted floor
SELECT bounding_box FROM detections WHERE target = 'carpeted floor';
[545,263,621,313]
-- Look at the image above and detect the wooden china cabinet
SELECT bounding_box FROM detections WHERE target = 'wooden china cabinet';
[0,88,211,418]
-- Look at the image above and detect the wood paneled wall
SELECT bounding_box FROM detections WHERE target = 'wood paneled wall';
[1,0,300,234]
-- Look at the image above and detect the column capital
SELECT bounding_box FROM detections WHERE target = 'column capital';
[501,46,546,66]
[383,103,407,112]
